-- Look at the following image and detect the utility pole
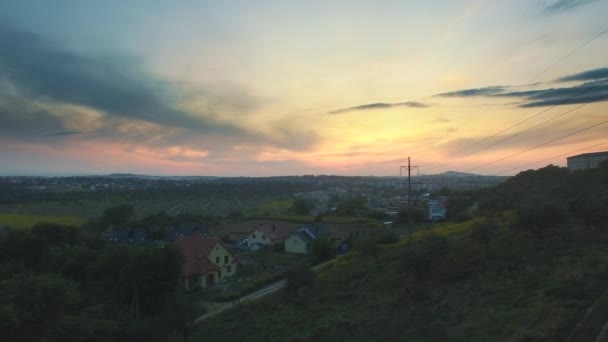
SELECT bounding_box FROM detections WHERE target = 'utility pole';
[400,157,418,242]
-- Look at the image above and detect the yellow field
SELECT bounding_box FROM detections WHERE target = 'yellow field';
[0,213,83,230]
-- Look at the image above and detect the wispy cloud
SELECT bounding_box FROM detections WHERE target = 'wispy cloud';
[541,0,598,14]
[43,131,83,136]
[555,67,608,82]
[433,67,608,107]
[434,86,507,97]
[328,101,429,114]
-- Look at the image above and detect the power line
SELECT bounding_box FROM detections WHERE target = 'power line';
[528,26,608,83]
[419,24,608,169]
[462,119,608,173]
[422,82,608,173]
[492,140,607,175]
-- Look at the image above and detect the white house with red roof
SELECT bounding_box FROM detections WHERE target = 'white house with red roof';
[247,223,291,248]
[174,233,238,291]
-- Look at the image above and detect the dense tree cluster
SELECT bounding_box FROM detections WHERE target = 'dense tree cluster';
[477,162,608,234]
[0,222,187,341]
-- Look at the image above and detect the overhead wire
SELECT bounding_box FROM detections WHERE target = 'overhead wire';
[418,24,608,170]
[491,140,608,175]
[421,79,608,173]
[462,117,608,173]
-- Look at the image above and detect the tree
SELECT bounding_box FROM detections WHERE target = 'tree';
[0,230,48,268]
[0,273,115,341]
[312,237,335,261]
[31,222,80,247]
[471,219,498,253]
[166,294,204,342]
[286,264,316,295]
[396,207,426,224]
[446,193,473,222]
[292,198,315,215]
[100,204,134,231]
[514,200,567,238]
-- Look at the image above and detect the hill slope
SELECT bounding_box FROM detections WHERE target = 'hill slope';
[194,221,608,341]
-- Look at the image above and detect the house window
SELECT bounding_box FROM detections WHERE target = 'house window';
[216,257,220,264]
[224,255,229,263]
[227,265,231,272]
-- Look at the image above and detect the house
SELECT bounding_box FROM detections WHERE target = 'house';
[285,227,316,254]
[174,233,238,291]
[247,223,290,247]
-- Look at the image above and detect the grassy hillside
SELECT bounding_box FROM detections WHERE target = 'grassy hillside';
[0,213,83,230]
[193,220,608,341]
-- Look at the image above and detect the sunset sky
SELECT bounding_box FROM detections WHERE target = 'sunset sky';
[1,0,607,176]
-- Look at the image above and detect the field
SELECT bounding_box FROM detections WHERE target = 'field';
[0,213,83,230]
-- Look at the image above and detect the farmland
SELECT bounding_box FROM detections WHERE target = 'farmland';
[0,213,82,230]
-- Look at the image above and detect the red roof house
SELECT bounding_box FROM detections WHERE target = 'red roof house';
[174,233,238,290]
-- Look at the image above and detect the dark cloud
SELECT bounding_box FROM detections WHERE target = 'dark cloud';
[541,0,598,13]
[328,101,429,114]
[433,67,608,107]
[43,131,83,136]
[0,26,247,135]
[492,80,608,107]
[556,67,608,82]
[434,86,507,97]
[0,25,321,157]
[0,90,67,138]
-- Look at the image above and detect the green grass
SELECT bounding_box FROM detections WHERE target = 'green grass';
[255,199,293,213]
[193,220,608,341]
[0,213,83,230]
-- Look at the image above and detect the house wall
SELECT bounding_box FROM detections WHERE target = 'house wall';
[248,228,272,246]
[567,155,608,171]
[184,270,221,291]
[208,242,237,280]
[285,235,309,254]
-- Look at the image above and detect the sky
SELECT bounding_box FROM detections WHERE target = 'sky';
[1,0,607,177]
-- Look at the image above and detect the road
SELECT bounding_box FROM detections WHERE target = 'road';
[193,256,342,324]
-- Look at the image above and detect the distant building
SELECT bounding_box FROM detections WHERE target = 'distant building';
[567,151,608,171]
[428,199,446,221]
[285,227,316,254]
[247,223,291,247]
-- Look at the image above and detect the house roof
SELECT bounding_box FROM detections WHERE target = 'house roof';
[294,230,315,244]
[104,229,152,245]
[254,223,291,241]
[164,225,208,242]
[174,234,236,277]
[567,151,608,159]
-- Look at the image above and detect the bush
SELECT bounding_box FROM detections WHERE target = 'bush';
[513,200,567,238]
[471,219,498,253]
[286,264,315,295]
[312,237,335,261]
[377,230,399,245]
[357,238,380,261]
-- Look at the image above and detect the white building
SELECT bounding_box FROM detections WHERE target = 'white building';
[567,151,608,171]
[428,199,446,221]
